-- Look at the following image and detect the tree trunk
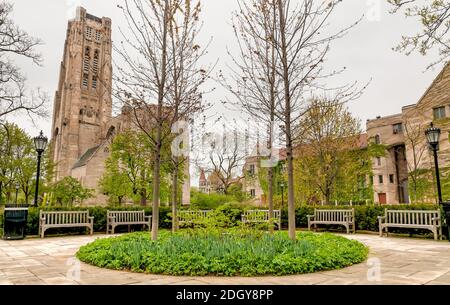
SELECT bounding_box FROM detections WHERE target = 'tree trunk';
[268,166,274,233]
[151,146,161,240]
[278,0,296,240]
[171,160,179,232]
[151,0,169,241]
[140,188,147,206]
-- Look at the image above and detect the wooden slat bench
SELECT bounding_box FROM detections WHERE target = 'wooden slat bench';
[378,209,442,240]
[177,210,213,227]
[241,210,282,230]
[107,210,151,234]
[39,210,94,238]
[307,209,355,234]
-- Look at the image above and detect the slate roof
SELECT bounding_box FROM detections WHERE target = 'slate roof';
[72,145,101,169]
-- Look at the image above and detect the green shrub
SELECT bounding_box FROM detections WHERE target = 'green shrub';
[0,203,445,238]
[190,190,240,209]
[77,230,368,276]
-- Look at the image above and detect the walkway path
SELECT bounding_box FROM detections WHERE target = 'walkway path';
[1,233,449,285]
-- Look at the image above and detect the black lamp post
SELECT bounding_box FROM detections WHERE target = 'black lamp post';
[280,182,285,208]
[425,123,450,241]
[15,182,20,205]
[425,123,442,203]
[33,131,48,206]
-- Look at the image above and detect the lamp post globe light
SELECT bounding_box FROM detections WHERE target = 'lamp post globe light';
[425,123,450,242]
[15,182,20,205]
[33,131,48,206]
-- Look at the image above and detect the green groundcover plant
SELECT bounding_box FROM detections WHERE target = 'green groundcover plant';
[76,230,368,276]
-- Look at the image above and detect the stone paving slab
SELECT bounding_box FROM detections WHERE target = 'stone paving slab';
[0,233,450,285]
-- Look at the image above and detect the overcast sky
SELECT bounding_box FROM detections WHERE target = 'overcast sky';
[7,0,446,149]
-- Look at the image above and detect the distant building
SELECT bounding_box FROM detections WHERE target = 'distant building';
[367,61,450,204]
[51,7,190,205]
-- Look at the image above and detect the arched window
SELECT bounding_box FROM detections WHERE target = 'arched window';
[82,47,90,88]
[93,50,99,75]
[83,47,90,74]
[374,135,381,145]
[106,126,116,140]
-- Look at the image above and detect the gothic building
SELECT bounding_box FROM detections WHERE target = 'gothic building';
[367,61,450,204]
[51,7,190,205]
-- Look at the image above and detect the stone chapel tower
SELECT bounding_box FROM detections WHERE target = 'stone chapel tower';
[51,7,112,181]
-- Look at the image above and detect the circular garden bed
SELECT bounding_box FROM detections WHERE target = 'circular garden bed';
[76,231,368,276]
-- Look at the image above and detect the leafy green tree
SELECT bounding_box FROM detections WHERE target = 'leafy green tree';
[100,130,173,206]
[51,177,93,206]
[99,157,132,206]
[0,122,37,204]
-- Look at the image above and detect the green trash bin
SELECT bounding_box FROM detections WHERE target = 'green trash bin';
[2,204,29,240]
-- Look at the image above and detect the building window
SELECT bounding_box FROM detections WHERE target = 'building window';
[95,30,101,42]
[389,174,395,184]
[250,189,256,198]
[85,26,93,39]
[357,175,366,189]
[433,106,446,120]
[92,76,97,89]
[378,175,383,184]
[93,50,99,75]
[374,135,381,145]
[83,47,90,74]
[393,123,403,134]
[248,164,255,176]
[376,157,381,166]
[82,73,89,88]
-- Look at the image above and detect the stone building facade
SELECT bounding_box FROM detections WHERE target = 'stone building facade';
[367,61,450,204]
[51,7,190,205]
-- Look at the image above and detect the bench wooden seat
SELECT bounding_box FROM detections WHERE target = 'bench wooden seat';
[177,210,213,227]
[378,209,442,240]
[241,210,281,230]
[107,210,151,234]
[307,209,355,234]
[39,210,94,238]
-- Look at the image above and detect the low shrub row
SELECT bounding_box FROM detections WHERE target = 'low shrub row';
[0,203,446,237]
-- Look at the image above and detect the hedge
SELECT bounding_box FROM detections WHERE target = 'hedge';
[0,204,447,238]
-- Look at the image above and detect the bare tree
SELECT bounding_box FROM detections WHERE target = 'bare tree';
[203,125,246,195]
[388,0,450,69]
[166,0,212,232]
[0,1,47,121]
[221,0,281,233]
[270,0,362,240]
[114,0,209,240]
[403,118,428,203]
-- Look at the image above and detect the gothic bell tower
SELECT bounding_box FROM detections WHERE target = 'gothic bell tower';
[51,7,112,181]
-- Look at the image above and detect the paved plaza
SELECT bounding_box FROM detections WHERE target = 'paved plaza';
[0,233,449,285]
